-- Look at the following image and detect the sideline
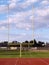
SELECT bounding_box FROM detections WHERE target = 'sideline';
[40,58,49,65]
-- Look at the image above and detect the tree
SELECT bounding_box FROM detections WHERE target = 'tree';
[38,41,45,47]
[0,41,8,47]
[33,39,37,47]
[25,40,29,43]
[12,41,18,44]
[30,40,33,43]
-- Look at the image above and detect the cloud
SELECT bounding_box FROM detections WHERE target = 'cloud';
[0,0,49,42]
[16,22,31,30]
[0,9,32,31]
[0,26,6,30]
[8,33,32,42]
[0,2,49,31]
[0,0,49,31]
[0,32,32,42]
[0,5,8,13]
[18,0,38,8]
[0,0,38,14]
[36,8,49,17]
[40,0,49,6]
[34,6,49,30]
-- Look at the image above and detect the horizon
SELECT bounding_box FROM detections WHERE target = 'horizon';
[0,0,49,42]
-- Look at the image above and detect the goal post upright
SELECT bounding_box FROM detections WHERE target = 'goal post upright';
[8,4,10,44]
[32,4,34,45]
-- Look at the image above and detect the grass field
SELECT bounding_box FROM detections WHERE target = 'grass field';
[0,50,49,58]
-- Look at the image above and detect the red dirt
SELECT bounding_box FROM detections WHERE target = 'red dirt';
[0,58,49,65]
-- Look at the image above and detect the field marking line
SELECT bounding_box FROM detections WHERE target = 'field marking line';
[40,59,49,65]
[15,58,19,65]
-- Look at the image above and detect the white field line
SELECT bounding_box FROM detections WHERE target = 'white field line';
[40,59,49,65]
[15,58,19,65]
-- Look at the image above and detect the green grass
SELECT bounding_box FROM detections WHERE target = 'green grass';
[0,50,49,58]
[21,51,49,58]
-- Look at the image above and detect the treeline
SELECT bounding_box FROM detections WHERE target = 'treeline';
[22,39,45,47]
[0,39,45,47]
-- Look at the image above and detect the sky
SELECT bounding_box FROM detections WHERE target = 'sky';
[0,0,49,42]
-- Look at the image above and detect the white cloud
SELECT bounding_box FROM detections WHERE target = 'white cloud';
[16,22,31,30]
[9,0,19,9]
[1,4,49,31]
[36,8,49,17]
[0,26,6,30]
[8,10,32,30]
[9,2,16,9]
[0,9,32,30]
[41,0,49,6]
[0,5,8,13]
[0,0,49,42]
[17,0,38,9]
[0,0,38,13]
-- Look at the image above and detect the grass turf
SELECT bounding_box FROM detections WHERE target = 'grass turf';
[0,50,49,58]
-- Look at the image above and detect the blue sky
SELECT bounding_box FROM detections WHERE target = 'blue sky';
[0,0,49,42]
